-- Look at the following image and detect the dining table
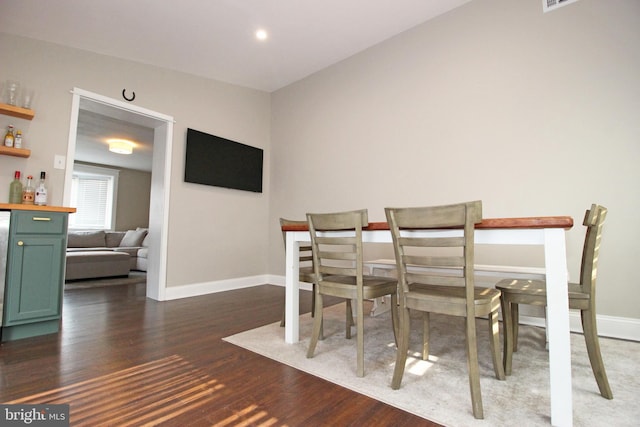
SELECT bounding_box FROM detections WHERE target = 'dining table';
[282,215,575,427]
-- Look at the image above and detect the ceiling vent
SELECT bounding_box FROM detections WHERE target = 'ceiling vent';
[543,0,579,13]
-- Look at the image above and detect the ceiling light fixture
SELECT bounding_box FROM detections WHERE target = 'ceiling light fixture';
[255,29,268,41]
[108,139,134,155]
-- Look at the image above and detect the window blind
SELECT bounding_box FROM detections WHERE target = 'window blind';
[69,167,117,230]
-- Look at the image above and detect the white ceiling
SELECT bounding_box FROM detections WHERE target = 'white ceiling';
[0,0,471,170]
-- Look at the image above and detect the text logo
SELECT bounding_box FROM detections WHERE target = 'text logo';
[0,405,69,426]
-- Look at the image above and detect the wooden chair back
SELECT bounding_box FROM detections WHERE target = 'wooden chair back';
[306,209,368,283]
[579,204,607,302]
[279,218,313,271]
[385,200,482,316]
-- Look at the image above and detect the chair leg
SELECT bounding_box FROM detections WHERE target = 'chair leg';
[280,308,285,327]
[581,308,613,399]
[422,312,430,361]
[390,293,399,348]
[465,315,484,419]
[501,296,514,376]
[489,310,505,380]
[306,293,324,359]
[391,307,411,389]
[356,297,365,377]
[346,299,354,339]
[512,303,519,352]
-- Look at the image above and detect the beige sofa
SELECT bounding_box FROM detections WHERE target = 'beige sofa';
[65,229,148,281]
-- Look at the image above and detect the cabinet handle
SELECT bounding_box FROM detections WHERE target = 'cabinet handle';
[17,241,24,246]
[32,217,52,221]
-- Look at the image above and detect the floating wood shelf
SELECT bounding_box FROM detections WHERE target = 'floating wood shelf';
[0,103,35,120]
[0,145,31,158]
[0,102,34,157]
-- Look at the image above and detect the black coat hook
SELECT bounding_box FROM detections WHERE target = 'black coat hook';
[122,89,136,102]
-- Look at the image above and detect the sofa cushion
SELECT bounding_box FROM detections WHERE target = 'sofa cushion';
[106,231,126,247]
[134,247,148,272]
[65,250,130,281]
[113,247,138,256]
[120,229,147,247]
[137,247,148,259]
[113,248,140,270]
[67,230,106,248]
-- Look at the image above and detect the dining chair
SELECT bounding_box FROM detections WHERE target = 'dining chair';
[385,201,505,420]
[279,218,316,327]
[496,204,613,399]
[279,218,354,331]
[306,209,398,377]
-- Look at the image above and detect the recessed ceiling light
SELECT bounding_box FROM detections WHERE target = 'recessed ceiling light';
[255,29,268,41]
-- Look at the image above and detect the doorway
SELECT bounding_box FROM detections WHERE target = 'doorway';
[63,88,173,301]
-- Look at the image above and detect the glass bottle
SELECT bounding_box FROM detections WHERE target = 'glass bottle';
[22,175,35,205]
[9,170,23,204]
[35,171,48,206]
[4,125,15,147]
[14,130,22,148]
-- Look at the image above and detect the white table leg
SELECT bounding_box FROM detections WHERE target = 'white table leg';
[544,228,573,427]
[285,232,300,343]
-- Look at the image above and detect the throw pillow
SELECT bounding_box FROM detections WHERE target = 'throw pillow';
[119,229,147,247]
[137,227,150,247]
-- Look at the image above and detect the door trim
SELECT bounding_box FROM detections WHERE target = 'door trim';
[64,88,173,300]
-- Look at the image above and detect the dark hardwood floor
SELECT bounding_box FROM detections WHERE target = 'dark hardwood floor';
[0,283,440,426]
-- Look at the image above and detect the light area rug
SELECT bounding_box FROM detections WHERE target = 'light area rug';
[223,303,640,426]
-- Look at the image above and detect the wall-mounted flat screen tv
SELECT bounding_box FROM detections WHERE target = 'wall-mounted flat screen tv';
[184,128,263,193]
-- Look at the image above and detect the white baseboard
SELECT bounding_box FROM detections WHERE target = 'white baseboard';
[163,274,313,300]
[165,274,640,342]
[268,274,313,291]
[164,275,270,300]
[519,313,640,342]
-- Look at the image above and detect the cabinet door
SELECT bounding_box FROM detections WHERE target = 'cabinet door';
[3,235,66,325]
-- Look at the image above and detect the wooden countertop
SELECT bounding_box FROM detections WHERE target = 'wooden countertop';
[0,203,76,213]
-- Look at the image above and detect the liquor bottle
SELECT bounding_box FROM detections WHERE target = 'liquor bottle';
[14,130,22,148]
[35,171,48,206]
[4,125,15,147]
[8,170,23,204]
[22,175,35,205]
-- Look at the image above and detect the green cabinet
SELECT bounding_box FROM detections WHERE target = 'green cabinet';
[2,210,69,341]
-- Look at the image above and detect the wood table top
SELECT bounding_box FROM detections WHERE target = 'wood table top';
[281,216,574,231]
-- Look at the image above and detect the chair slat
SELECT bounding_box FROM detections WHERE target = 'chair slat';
[316,236,357,245]
[405,273,466,287]
[403,254,465,268]
[318,251,356,261]
[320,265,355,276]
[399,236,465,248]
